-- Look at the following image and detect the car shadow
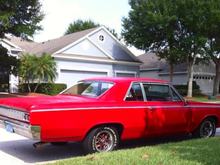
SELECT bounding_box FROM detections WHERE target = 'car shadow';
[0,129,219,164]
[0,136,192,164]
[0,139,84,164]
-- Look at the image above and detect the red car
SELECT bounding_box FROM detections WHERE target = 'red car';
[0,77,219,153]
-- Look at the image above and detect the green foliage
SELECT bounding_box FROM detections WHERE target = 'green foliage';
[64,19,120,39]
[19,53,57,92]
[0,45,19,92]
[122,0,185,82]
[65,19,99,35]
[122,0,220,96]
[174,82,201,96]
[0,0,44,38]
[19,83,67,95]
[48,137,220,165]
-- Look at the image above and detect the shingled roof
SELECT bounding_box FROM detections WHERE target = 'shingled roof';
[7,27,98,55]
[137,53,187,73]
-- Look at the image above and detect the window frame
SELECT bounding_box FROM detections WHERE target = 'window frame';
[124,81,184,102]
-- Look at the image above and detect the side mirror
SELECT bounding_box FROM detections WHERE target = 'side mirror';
[184,99,188,106]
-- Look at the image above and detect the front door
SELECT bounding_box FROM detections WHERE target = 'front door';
[142,83,191,136]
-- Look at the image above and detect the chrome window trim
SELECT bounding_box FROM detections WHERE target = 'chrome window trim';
[140,83,147,101]
[123,81,145,102]
[169,85,185,102]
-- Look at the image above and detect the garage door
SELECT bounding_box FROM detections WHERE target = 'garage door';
[59,70,108,87]
[116,72,136,77]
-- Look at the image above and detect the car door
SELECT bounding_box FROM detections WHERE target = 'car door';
[142,83,191,136]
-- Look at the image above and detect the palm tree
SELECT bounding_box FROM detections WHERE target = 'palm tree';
[19,53,57,92]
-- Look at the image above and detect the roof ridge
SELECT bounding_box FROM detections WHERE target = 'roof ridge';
[39,26,99,44]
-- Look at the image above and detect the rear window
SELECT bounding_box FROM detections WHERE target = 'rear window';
[62,81,114,97]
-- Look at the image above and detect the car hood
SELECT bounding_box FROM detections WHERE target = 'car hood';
[0,94,97,112]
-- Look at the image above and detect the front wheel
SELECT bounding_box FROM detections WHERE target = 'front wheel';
[194,118,216,138]
[83,126,119,154]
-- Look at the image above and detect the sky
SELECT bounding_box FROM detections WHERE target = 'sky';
[34,0,144,55]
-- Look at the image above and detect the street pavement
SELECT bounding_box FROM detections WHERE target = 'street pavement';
[0,128,220,165]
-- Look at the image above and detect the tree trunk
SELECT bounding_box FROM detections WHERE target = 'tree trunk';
[187,64,193,97]
[33,81,41,93]
[187,56,196,98]
[27,80,31,92]
[213,61,220,96]
[169,63,174,83]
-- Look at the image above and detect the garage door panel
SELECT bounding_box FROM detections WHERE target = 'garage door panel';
[116,72,136,77]
[59,70,108,87]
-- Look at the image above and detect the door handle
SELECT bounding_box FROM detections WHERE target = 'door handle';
[148,107,155,111]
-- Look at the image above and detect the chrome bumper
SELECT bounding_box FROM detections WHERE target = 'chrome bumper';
[0,116,41,140]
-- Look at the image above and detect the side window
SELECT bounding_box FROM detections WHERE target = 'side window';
[125,83,144,101]
[143,84,172,101]
[170,87,181,101]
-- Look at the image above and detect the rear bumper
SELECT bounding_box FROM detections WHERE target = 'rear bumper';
[0,116,41,140]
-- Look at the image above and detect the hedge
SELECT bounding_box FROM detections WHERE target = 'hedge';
[174,81,201,96]
[19,83,67,95]
[0,84,9,92]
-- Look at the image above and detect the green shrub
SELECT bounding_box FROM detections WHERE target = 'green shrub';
[19,83,67,95]
[0,84,9,92]
[174,81,201,96]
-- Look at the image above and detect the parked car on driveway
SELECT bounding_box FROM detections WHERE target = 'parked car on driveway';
[0,77,220,153]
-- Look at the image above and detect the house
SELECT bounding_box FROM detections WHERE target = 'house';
[1,26,142,92]
[138,53,216,95]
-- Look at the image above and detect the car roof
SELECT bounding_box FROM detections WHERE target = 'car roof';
[83,77,169,84]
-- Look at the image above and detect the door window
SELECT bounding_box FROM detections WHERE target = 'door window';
[143,84,172,101]
[125,83,144,101]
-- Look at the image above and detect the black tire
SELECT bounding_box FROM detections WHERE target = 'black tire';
[194,118,216,138]
[83,126,119,154]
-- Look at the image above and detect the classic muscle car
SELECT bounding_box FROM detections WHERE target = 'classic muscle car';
[0,77,220,153]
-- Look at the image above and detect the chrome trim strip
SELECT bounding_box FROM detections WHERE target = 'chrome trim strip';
[0,106,29,122]
[31,105,220,113]
[0,116,40,140]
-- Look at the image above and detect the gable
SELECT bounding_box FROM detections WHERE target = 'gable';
[89,29,138,62]
[53,27,141,64]
[62,39,110,59]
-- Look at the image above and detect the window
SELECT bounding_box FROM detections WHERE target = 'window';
[143,84,172,101]
[62,81,114,97]
[125,83,144,101]
[99,35,105,42]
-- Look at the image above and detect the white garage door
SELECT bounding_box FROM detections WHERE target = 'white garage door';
[59,69,108,87]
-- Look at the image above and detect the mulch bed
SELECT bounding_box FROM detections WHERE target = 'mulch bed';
[0,93,48,98]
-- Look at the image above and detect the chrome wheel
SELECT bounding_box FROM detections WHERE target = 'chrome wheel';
[94,130,114,152]
[83,126,119,154]
[199,120,215,138]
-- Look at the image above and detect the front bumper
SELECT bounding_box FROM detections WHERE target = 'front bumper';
[0,116,41,140]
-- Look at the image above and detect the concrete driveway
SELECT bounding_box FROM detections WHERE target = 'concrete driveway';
[0,128,84,165]
[0,128,220,165]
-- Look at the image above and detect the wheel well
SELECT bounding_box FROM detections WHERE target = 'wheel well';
[203,116,218,125]
[85,123,124,139]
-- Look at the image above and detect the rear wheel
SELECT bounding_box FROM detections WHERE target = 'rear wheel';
[83,126,119,154]
[194,118,216,138]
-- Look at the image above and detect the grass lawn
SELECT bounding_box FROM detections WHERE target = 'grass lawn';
[186,96,220,102]
[47,137,220,165]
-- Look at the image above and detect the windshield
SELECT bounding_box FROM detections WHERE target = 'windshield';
[61,81,114,97]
